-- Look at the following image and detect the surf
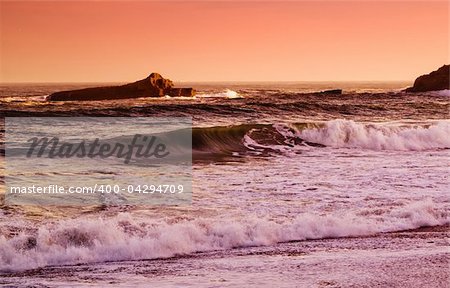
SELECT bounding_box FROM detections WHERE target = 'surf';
[0,198,447,271]
[190,120,450,158]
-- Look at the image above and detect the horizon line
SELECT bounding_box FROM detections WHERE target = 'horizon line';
[0,79,413,85]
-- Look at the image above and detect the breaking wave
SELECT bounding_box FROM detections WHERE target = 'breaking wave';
[0,199,447,271]
[191,120,450,157]
[299,120,450,151]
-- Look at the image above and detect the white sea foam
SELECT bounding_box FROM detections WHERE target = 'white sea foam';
[434,89,450,96]
[0,199,447,271]
[198,89,243,99]
[299,120,450,151]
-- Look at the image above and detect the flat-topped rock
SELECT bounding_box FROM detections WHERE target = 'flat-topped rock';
[405,65,449,92]
[46,73,196,101]
[167,88,196,97]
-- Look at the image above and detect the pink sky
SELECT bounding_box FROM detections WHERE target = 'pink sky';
[0,1,448,82]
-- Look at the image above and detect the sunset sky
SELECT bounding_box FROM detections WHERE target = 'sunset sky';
[0,1,448,83]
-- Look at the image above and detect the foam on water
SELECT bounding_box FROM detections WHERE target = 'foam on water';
[0,199,447,271]
[198,89,243,99]
[434,89,450,96]
[298,120,450,151]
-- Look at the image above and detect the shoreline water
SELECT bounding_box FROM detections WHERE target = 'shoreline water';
[1,224,448,287]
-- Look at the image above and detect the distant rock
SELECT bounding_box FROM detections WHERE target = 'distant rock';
[316,89,342,95]
[167,88,196,97]
[405,65,450,92]
[46,73,196,101]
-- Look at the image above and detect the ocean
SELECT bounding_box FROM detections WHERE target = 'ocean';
[0,82,449,287]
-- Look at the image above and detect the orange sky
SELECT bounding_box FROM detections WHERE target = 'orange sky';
[0,1,448,82]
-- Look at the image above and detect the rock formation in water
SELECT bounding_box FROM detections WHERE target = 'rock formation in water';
[405,65,449,92]
[316,89,342,95]
[46,73,196,101]
[167,88,196,97]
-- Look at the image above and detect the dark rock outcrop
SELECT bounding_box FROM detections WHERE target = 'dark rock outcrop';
[167,88,196,97]
[46,73,196,101]
[316,89,342,95]
[405,65,449,92]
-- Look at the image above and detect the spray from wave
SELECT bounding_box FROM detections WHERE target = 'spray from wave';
[198,89,243,99]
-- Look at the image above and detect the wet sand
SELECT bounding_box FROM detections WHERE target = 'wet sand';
[1,225,448,287]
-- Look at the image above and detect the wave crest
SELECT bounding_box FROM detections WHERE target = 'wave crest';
[299,120,450,151]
